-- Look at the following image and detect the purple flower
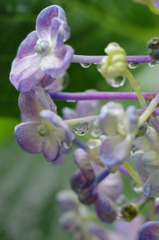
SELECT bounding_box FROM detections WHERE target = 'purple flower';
[132,126,159,198]
[10,5,74,92]
[14,87,72,161]
[98,102,138,168]
[138,221,159,240]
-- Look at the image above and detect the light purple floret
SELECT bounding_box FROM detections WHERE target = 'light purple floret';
[10,5,74,92]
[153,0,159,8]
[14,87,72,161]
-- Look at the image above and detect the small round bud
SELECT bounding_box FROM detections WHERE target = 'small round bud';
[121,203,139,221]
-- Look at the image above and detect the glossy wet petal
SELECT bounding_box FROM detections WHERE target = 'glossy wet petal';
[36,5,67,39]
[10,54,44,92]
[14,122,43,154]
[138,221,159,240]
[41,45,74,77]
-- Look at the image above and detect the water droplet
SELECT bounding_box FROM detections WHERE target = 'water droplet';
[97,62,102,72]
[63,142,72,149]
[80,63,91,68]
[128,62,139,69]
[90,120,102,137]
[107,75,126,88]
[131,181,143,193]
[72,122,89,136]
[87,139,101,149]
[148,62,156,67]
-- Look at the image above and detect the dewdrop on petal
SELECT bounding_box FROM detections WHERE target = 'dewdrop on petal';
[97,42,127,88]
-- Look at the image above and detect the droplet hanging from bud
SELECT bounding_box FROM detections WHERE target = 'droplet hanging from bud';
[107,75,126,88]
[147,37,159,63]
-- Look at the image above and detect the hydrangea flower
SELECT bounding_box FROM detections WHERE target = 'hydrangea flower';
[98,102,138,168]
[10,5,74,92]
[15,86,72,161]
[131,126,159,198]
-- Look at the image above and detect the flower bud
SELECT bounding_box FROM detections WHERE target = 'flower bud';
[138,221,159,240]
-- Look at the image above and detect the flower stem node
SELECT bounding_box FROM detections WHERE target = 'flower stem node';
[98,42,127,88]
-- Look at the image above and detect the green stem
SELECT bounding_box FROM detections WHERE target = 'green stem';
[124,162,144,187]
[138,92,159,126]
[126,70,147,109]
[64,115,99,126]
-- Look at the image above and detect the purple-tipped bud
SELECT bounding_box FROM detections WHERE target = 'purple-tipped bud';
[56,190,79,212]
[95,193,117,223]
[138,221,159,240]
[73,148,95,183]
[78,183,98,205]
[70,169,86,193]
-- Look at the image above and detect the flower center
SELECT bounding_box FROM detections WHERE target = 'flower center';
[37,124,50,136]
[34,39,51,55]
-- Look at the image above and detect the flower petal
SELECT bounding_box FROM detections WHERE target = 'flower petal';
[99,102,125,135]
[62,107,77,120]
[143,169,159,198]
[73,148,95,183]
[99,135,131,167]
[10,54,44,92]
[13,31,38,65]
[154,0,159,8]
[32,86,57,112]
[95,192,117,223]
[131,150,149,180]
[36,5,67,39]
[138,221,159,240]
[18,91,43,122]
[40,110,72,143]
[14,122,43,154]
[42,133,61,161]
[41,45,74,77]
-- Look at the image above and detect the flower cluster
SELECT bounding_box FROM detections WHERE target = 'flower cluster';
[9,3,159,240]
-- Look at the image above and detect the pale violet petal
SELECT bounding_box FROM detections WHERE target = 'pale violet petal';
[99,135,131,167]
[40,110,72,143]
[143,169,159,198]
[18,91,43,122]
[42,133,61,161]
[154,0,159,8]
[100,102,124,135]
[145,126,159,152]
[14,122,43,154]
[41,45,74,77]
[36,5,67,39]
[10,54,44,92]
[62,107,77,120]
[14,31,38,63]
[142,150,159,174]
[131,150,149,180]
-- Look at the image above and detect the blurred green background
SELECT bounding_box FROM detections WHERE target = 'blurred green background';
[0,0,159,239]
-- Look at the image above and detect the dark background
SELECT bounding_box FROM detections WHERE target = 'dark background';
[0,0,159,239]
